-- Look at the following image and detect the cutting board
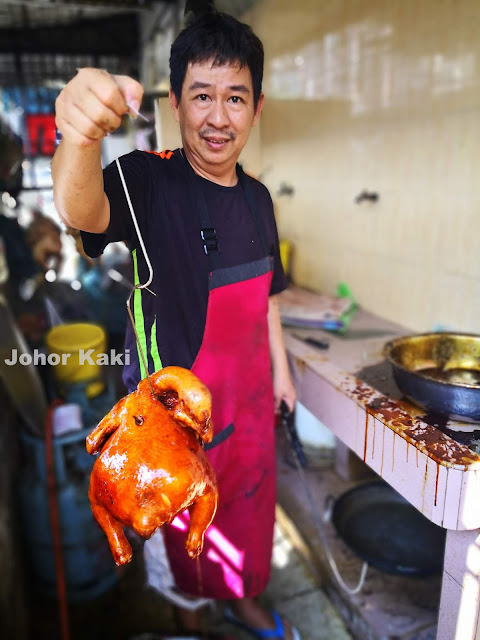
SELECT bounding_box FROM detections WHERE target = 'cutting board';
[277,285,352,329]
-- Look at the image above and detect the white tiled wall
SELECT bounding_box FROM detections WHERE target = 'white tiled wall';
[245,0,480,333]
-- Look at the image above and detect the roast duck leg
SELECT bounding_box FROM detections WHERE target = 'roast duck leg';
[86,366,218,566]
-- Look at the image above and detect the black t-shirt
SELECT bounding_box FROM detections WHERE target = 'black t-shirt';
[81,148,287,391]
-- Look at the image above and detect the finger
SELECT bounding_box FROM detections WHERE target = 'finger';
[286,398,296,412]
[56,90,106,142]
[281,394,295,413]
[113,74,144,113]
[63,101,111,141]
[70,88,124,133]
[55,117,100,148]
[76,68,128,117]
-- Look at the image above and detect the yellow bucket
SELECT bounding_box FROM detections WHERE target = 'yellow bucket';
[46,323,106,398]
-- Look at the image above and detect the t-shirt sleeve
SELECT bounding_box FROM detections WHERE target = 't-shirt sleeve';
[258,184,288,296]
[270,223,288,295]
[80,151,148,258]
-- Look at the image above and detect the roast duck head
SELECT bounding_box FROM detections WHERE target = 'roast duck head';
[86,366,218,566]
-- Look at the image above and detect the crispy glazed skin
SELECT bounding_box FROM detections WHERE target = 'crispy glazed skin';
[86,366,218,566]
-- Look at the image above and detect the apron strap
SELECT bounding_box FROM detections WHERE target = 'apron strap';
[236,163,268,257]
[204,422,234,451]
[184,154,221,270]
[183,152,270,269]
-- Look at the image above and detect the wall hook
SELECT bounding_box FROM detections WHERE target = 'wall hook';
[355,190,379,204]
[277,182,295,197]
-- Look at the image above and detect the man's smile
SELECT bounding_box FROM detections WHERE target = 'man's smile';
[202,135,234,150]
[200,129,236,149]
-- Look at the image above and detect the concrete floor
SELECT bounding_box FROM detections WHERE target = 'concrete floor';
[275,432,442,640]
[213,521,352,640]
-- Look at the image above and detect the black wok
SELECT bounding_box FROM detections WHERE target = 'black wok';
[331,482,446,576]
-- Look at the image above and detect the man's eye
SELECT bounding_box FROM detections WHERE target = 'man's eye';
[197,94,208,101]
[230,96,243,104]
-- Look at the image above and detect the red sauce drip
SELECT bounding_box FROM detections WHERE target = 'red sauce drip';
[372,420,376,460]
[381,426,385,475]
[392,433,395,472]
[363,410,369,462]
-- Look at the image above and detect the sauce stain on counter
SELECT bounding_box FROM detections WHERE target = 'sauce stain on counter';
[422,458,429,499]
[346,379,480,468]
[294,357,306,376]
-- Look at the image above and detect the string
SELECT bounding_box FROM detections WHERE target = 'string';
[126,290,154,396]
[126,101,149,122]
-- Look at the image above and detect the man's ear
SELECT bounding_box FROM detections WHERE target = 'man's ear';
[252,92,265,127]
[169,88,180,123]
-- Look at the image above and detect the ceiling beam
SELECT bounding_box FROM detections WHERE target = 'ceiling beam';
[0,14,140,55]
[0,0,155,12]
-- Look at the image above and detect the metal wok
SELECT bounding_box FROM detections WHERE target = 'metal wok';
[384,332,480,423]
[331,482,446,576]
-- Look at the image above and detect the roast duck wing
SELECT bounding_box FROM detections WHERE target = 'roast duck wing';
[86,366,218,566]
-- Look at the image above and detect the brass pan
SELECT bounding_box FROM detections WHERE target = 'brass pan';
[383,332,480,423]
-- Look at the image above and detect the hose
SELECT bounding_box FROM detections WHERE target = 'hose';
[45,400,71,640]
[281,411,368,595]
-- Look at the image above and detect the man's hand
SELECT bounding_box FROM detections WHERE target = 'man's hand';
[268,294,297,412]
[273,367,297,413]
[55,68,144,148]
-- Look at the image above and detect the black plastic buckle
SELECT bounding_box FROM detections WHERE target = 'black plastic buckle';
[201,228,220,255]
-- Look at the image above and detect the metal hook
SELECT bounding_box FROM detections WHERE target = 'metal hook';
[115,158,155,291]
[116,157,157,395]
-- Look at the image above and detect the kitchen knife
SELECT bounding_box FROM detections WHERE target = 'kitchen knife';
[293,334,330,350]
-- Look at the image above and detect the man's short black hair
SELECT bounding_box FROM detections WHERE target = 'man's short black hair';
[169,11,264,109]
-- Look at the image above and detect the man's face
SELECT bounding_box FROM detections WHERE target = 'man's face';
[169,60,264,178]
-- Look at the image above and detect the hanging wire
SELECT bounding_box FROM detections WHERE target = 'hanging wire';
[115,157,156,395]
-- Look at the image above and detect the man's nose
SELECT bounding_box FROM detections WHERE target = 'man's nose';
[206,100,229,128]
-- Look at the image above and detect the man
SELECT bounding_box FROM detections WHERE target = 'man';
[52,11,298,640]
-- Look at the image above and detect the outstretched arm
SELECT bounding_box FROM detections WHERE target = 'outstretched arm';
[268,294,296,411]
[51,68,143,233]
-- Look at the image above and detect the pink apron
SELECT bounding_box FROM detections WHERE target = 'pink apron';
[162,163,276,599]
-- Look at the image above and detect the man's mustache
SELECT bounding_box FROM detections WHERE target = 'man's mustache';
[199,128,236,140]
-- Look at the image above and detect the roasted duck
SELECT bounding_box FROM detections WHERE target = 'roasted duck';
[86,366,218,565]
